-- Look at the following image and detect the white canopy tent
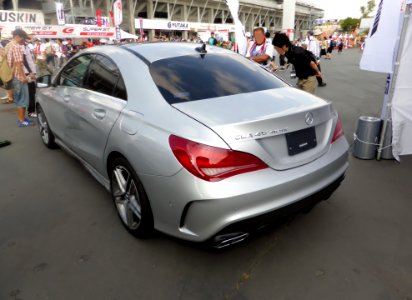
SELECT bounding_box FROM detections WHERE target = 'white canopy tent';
[360,0,412,160]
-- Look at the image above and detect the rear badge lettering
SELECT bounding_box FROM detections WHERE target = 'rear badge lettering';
[235,128,288,141]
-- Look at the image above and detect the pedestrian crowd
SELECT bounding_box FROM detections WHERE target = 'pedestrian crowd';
[0,27,347,128]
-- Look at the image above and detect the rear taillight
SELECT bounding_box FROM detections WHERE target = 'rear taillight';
[169,135,268,182]
[331,116,344,143]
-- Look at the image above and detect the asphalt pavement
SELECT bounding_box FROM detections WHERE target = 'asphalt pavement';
[1,48,411,300]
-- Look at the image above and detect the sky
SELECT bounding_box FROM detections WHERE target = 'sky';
[304,0,373,20]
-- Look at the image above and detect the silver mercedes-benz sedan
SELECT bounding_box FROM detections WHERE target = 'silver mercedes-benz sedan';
[36,43,349,248]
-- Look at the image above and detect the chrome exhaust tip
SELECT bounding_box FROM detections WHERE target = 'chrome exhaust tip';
[213,232,249,249]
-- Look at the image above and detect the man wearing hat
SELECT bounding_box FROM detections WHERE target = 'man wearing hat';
[6,28,31,127]
[305,29,326,87]
[22,30,37,118]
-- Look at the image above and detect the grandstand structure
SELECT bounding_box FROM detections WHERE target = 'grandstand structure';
[3,0,323,40]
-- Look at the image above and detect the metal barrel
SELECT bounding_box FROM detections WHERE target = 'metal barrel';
[381,119,394,160]
[353,116,382,159]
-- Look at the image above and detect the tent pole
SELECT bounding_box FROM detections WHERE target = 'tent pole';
[377,3,410,160]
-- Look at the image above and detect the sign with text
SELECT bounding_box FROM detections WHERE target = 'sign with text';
[135,18,236,32]
[0,10,44,24]
[0,24,116,38]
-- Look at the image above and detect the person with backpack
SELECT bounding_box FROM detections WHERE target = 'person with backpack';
[273,33,322,94]
[6,29,31,127]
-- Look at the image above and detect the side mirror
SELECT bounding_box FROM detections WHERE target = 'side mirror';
[36,75,52,88]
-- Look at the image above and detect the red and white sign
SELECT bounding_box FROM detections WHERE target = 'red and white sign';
[113,0,123,26]
[0,24,117,38]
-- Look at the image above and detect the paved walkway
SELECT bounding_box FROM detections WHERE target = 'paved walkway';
[0,48,411,300]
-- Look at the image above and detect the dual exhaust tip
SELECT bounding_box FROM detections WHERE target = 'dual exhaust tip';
[213,232,250,249]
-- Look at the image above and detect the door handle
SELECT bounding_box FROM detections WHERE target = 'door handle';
[92,109,106,120]
[63,95,70,102]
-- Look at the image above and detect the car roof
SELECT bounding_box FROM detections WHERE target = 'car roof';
[120,42,234,64]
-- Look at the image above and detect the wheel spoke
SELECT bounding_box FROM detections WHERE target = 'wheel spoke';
[124,202,135,227]
[129,195,141,220]
[113,167,128,196]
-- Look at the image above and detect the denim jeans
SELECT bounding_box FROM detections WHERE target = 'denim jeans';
[12,78,29,108]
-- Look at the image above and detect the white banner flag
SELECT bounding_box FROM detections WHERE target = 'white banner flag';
[113,0,123,26]
[55,2,65,25]
[359,0,403,73]
[225,0,247,56]
[391,4,412,159]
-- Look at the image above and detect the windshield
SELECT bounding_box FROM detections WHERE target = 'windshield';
[149,53,286,104]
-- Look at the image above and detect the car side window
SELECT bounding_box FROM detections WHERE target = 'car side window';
[85,55,127,100]
[59,55,92,87]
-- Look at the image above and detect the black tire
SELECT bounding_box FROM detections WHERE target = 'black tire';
[37,105,57,149]
[109,157,154,238]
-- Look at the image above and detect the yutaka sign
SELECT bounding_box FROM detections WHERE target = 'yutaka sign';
[135,18,236,32]
[0,10,44,24]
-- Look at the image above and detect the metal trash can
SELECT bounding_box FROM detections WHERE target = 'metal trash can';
[380,119,394,160]
[353,116,382,159]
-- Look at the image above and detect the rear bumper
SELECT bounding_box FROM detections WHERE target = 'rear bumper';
[139,137,349,242]
[211,173,345,247]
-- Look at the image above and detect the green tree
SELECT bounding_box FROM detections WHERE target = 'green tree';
[360,0,376,18]
[340,17,360,31]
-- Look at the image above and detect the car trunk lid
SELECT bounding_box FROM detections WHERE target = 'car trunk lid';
[172,87,336,171]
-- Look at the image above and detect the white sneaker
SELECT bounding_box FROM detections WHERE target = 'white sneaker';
[29,112,37,118]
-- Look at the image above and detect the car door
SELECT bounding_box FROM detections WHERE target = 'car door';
[67,54,128,175]
[44,54,93,145]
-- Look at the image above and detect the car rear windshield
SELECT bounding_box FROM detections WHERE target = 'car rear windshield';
[149,53,286,104]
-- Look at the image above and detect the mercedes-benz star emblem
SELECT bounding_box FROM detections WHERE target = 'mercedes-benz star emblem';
[305,112,314,126]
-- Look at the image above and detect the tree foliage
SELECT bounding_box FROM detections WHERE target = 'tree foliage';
[360,0,376,18]
[340,17,360,32]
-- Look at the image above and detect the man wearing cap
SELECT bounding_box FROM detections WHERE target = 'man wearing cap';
[6,29,31,127]
[22,31,37,118]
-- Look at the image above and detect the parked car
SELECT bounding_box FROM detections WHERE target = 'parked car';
[36,43,349,248]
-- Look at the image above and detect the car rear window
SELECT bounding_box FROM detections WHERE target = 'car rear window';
[149,53,286,104]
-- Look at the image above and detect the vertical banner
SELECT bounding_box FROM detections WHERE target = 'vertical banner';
[116,26,121,40]
[96,9,102,27]
[225,0,247,56]
[113,0,123,26]
[359,0,403,73]
[139,18,144,41]
[55,2,65,25]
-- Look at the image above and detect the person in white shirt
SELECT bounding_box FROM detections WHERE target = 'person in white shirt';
[305,29,326,87]
[22,36,37,117]
[246,27,274,68]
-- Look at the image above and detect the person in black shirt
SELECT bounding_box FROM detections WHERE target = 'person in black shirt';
[272,33,321,94]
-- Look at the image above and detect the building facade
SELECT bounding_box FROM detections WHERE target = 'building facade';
[3,0,323,40]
